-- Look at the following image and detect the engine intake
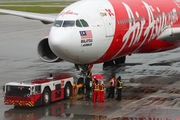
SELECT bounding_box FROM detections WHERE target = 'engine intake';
[37,36,62,62]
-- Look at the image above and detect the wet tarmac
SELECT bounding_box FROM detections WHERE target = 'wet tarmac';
[1,15,180,119]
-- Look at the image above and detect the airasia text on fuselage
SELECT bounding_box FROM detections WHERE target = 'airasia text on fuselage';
[113,1,178,59]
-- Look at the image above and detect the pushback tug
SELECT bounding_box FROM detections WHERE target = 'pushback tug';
[4,74,75,107]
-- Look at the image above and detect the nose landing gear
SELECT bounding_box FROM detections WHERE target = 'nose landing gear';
[74,64,93,99]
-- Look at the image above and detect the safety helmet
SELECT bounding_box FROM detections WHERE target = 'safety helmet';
[101,81,104,84]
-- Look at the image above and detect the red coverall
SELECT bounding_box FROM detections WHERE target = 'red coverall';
[99,83,105,102]
[93,82,100,102]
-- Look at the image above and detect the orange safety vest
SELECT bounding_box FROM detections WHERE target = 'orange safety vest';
[109,78,116,87]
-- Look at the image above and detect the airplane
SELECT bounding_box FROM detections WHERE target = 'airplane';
[1,0,180,80]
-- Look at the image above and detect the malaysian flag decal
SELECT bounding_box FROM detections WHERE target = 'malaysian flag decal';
[79,30,92,39]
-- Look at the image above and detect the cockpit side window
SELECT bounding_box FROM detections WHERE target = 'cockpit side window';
[53,20,63,27]
[80,19,89,27]
[76,20,82,27]
[62,20,75,27]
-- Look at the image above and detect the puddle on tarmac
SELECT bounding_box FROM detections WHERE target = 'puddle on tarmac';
[4,102,108,120]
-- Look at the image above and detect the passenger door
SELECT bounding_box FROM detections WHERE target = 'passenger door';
[98,10,114,37]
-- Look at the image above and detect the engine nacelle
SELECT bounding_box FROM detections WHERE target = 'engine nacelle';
[37,36,62,62]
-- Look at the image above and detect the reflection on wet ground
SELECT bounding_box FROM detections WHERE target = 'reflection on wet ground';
[4,100,110,120]
[1,15,180,119]
[5,102,88,120]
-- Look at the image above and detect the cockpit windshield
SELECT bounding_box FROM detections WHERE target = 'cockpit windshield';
[62,20,75,27]
[53,20,63,27]
[53,19,89,28]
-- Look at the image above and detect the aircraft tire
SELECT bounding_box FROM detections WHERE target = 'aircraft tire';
[77,77,84,94]
[77,77,84,84]
[103,60,114,70]
[114,56,126,65]
[85,78,92,90]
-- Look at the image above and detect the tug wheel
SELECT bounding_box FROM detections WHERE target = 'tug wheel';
[43,88,51,105]
[64,83,72,99]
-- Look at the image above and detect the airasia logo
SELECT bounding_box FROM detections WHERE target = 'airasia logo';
[113,1,178,59]
[59,10,78,16]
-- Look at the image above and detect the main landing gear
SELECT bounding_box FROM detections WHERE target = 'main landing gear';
[103,56,126,70]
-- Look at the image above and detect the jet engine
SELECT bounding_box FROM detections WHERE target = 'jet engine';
[37,36,62,62]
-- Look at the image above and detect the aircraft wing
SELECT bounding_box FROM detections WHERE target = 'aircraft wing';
[0,9,57,24]
[157,27,180,43]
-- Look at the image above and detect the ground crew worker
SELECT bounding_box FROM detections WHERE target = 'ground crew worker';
[93,78,100,102]
[86,70,92,78]
[99,81,105,102]
[107,75,116,98]
[85,70,92,99]
[72,80,83,98]
[116,76,123,101]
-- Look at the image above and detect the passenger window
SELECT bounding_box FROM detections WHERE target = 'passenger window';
[62,20,75,27]
[53,20,63,27]
[76,20,82,27]
[80,19,89,27]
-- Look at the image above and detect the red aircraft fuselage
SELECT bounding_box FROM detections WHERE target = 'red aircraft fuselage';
[96,0,180,63]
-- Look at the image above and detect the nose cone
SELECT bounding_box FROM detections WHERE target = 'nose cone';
[48,27,98,64]
[48,27,71,61]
